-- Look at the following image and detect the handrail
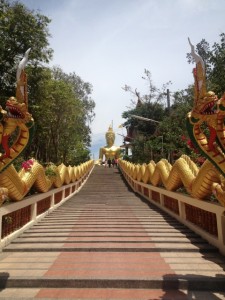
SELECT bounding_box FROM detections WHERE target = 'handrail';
[0,161,94,249]
[119,161,225,256]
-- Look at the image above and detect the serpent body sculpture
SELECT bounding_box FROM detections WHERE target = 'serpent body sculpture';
[186,39,225,177]
[119,39,225,208]
[0,48,34,172]
[0,159,94,202]
[185,39,225,206]
[0,50,93,206]
[119,155,224,206]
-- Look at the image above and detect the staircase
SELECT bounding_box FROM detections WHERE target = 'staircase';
[0,166,225,299]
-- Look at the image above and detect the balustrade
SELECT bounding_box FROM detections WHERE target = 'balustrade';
[119,162,225,256]
[0,164,94,248]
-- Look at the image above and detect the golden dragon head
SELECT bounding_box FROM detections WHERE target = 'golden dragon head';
[5,96,32,123]
[187,39,219,125]
[0,48,34,166]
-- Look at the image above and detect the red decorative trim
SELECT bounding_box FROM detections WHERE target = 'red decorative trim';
[37,197,51,215]
[185,204,218,237]
[164,196,179,214]
[2,205,31,238]
[152,191,160,203]
[54,191,63,204]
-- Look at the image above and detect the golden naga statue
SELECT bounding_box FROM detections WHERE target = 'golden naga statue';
[186,38,225,173]
[119,153,225,207]
[99,125,121,162]
[119,155,223,204]
[0,50,94,206]
[0,159,94,203]
[185,39,225,205]
[119,39,225,208]
[0,48,34,171]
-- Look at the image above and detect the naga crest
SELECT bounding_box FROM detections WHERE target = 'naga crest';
[186,38,225,177]
[0,49,34,172]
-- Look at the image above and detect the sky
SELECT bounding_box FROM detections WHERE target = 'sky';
[17,0,225,158]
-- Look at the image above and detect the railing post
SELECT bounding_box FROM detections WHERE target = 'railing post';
[31,203,37,222]
[50,193,55,211]
[217,214,225,248]
[179,201,186,219]
[160,193,164,207]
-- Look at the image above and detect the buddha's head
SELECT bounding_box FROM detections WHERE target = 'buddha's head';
[105,125,115,147]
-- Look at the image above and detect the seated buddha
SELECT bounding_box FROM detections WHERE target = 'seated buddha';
[99,125,121,162]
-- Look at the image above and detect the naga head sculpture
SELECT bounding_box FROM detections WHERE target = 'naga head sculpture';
[5,96,31,123]
[186,38,225,178]
[0,48,34,170]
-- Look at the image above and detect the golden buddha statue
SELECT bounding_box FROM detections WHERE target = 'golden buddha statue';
[99,125,121,162]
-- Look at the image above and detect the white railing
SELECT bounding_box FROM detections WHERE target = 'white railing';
[120,166,225,256]
[0,165,94,249]
[2,163,225,255]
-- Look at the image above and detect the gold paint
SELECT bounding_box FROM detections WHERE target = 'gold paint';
[0,160,94,202]
[99,125,121,162]
[119,156,225,206]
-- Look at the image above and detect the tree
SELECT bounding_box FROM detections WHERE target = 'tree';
[51,67,95,161]
[122,35,225,163]
[122,69,170,163]
[158,86,194,162]
[25,67,95,165]
[52,66,95,125]
[0,1,96,166]
[0,0,53,99]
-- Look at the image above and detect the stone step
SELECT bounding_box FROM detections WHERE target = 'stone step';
[0,275,224,291]
[0,166,224,299]
[0,288,224,299]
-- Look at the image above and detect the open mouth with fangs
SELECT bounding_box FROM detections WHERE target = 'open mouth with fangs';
[6,105,24,119]
[200,101,217,115]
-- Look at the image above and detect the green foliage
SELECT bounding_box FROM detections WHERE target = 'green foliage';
[0,0,53,99]
[187,33,225,97]
[45,163,57,178]
[0,1,95,166]
[13,155,26,172]
[69,143,91,165]
[123,84,198,163]
[157,87,194,162]
[122,69,172,163]
[25,67,95,165]
[122,34,225,164]
[122,102,164,138]
[52,66,95,124]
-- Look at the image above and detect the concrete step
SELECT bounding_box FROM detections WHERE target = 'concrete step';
[0,166,224,299]
[0,288,224,299]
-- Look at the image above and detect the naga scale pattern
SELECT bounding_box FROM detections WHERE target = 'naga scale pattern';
[0,160,94,203]
[118,156,224,207]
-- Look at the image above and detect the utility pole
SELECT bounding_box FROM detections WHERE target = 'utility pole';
[166,89,170,112]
